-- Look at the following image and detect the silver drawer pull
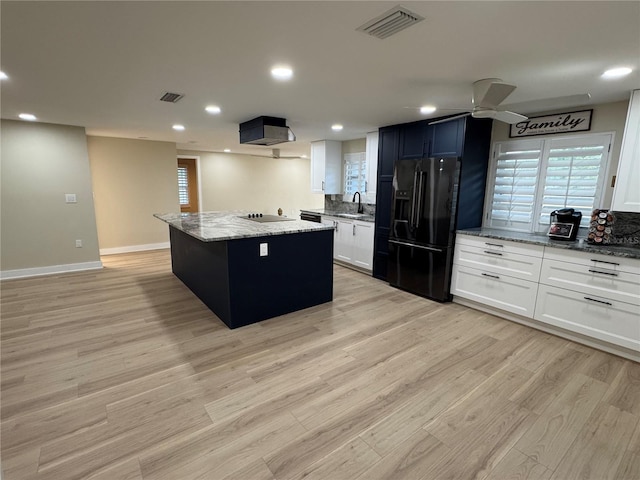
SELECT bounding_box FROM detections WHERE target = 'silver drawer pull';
[481,273,500,279]
[484,250,503,256]
[590,259,619,266]
[588,269,619,277]
[584,296,613,306]
[485,242,504,248]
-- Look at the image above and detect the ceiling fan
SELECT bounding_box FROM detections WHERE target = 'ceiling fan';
[428,78,528,125]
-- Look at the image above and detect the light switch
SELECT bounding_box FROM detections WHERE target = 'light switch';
[260,243,268,257]
[65,193,77,203]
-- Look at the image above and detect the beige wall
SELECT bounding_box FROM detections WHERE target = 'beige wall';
[178,150,324,217]
[490,100,629,207]
[88,137,178,250]
[0,120,100,271]
[342,138,366,155]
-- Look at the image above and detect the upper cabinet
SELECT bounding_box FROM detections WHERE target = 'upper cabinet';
[311,140,342,194]
[428,118,465,157]
[612,89,640,213]
[364,131,379,203]
[399,121,429,159]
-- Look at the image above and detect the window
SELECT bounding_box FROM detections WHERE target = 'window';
[344,152,366,197]
[486,133,612,232]
[178,166,189,206]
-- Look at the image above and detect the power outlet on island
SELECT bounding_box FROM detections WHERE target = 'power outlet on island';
[75,239,83,248]
[259,243,268,257]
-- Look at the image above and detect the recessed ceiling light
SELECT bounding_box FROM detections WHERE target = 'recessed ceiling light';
[19,113,37,121]
[223,148,231,153]
[271,66,293,81]
[205,105,221,114]
[602,67,632,79]
[0,71,8,80]
[420,105,437,114]
[331,124,343,132]
[172,124,185,131]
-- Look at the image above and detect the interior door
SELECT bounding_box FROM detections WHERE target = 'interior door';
[178,158,199,213]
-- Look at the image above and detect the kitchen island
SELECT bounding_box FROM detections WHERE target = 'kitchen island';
[155,212,335,329]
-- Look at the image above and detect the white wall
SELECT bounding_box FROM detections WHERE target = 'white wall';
[87,137,179,253]
[178,149,324,217]
[0,120,101,275]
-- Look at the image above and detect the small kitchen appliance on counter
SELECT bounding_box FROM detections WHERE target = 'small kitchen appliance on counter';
[548,208,582,241]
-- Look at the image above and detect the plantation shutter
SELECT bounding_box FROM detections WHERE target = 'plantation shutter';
[538,134,610,229]
[488,139,543,230]
[344,152,366,196]
[178,166,189,206]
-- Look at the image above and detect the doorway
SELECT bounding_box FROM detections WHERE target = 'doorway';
[177,157,199,213]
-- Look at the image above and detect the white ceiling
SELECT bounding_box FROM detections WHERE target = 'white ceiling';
[2,1,639,158]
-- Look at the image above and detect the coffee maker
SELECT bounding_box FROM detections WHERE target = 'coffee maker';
[548,208,582,240]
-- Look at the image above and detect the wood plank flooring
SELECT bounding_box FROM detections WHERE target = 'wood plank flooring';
[1,249,639,480]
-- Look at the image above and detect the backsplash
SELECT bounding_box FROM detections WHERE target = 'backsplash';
[611,211,640,247]
[325,196,376,216]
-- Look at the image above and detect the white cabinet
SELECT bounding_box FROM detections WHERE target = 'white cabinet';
[311,140,342,194]
[364,131,379,203]
[451,236,542,317]
[322,215,374,272]
[612,89,640,212]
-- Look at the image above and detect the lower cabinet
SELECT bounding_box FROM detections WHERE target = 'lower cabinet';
[452,233,640,358]
[322,216,374,271]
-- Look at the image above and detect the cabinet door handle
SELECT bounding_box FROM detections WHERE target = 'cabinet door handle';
[335,221,338,232]
[353,224,356,236]
[484,250,503,256]
[590,259,619,266]
[485,242,504,248]
[584,296,613,306]
[322,181,325,191]
[481,273,500,279]
[364,181,368,192]
[588,269,619,277]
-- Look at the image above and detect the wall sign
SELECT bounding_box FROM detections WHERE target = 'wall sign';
[509,109,593,138]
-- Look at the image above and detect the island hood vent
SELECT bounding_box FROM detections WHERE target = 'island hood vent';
[239,116,295,146]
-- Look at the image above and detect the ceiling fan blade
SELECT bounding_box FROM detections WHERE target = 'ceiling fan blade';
[502,93,592,114]
[428,112,471,125]
[493,110,528,124]
[477,82,517,108]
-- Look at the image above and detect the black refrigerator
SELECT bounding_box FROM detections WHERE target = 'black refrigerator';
[387,156,460,302]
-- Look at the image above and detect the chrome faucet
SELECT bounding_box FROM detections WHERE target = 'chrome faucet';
[352,191,364,214]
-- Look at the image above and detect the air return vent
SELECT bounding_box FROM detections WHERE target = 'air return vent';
[159,92,184,103]
[357,5,424,39]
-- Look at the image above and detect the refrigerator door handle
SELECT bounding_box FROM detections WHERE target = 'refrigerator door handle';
[410,171,419,229]
[415,171,425,229]
[389,239,444,253]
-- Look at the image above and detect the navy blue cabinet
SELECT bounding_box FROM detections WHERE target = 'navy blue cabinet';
[428,117,465,157]
[372,116,492,281]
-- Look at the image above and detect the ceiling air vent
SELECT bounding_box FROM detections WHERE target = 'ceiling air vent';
[159,92,184,103]
[357,5,424,39]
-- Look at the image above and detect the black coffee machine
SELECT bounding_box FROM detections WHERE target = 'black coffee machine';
[548,208,582,240]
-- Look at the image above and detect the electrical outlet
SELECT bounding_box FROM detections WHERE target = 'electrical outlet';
[65,193,77,203]
[75,239,83,248]
[259,243,268,257]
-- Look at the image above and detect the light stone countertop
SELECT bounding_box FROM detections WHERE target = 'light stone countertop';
[155,211,334,242]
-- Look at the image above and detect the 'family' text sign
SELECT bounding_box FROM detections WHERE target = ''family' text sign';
[509,110,592,138]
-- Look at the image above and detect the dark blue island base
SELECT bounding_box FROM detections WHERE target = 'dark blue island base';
[169,226,334,329]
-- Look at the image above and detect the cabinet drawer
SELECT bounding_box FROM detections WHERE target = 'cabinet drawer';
[535,284,640,352]
[543,248,640,275]
[540,258,640,306]
[456,234,544,258]
[451,265,538,317]
[454,243,542,282]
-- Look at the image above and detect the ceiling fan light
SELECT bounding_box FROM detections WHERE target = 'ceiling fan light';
[602,67,632,79]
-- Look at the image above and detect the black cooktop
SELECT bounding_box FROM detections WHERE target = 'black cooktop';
[240,214,295,223]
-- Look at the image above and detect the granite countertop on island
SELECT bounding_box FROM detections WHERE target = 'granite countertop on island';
[300,208,376,223]
[155,211,334,242]
[458,227,640,259]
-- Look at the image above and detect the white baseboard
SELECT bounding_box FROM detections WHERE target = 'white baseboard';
[99,242,170,256]
[0,261,103,281]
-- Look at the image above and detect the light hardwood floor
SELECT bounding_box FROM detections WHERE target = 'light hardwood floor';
[1,249,639,480]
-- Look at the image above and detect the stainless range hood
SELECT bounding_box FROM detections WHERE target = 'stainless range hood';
[239,116,295,146]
